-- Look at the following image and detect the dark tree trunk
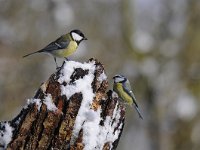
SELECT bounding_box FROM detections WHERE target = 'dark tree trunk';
[0,59,125,150]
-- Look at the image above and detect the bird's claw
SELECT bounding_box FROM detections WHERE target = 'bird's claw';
[56,66,61,71]
[65,57,70,61]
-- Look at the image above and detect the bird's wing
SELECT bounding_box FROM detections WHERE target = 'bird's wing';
[122,81,138,107]
[122,81,143,119]
[39,36,70,52]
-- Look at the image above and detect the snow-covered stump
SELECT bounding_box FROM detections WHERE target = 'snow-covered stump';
[0,59,125,150]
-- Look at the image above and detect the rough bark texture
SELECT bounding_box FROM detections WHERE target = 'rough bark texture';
[0,59,125,150]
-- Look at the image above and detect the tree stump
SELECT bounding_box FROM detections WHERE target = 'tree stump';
[0,58,125,150]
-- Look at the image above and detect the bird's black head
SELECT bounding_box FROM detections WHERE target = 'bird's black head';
[70,29,87,44]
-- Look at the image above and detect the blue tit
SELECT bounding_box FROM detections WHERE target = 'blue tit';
[113,74,143,119]
[23,29,87,68]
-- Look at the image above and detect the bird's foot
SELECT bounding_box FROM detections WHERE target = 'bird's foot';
[64,57,70,61]
[56,66,61,70]
[56,61,66,71]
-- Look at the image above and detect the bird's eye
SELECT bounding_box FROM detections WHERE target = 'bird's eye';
[80,33,84,37]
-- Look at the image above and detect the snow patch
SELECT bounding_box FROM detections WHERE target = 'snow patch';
[58,60,95,85]
[84,109,99,122]
[43,94,57,112]
[97,103,122,149]
[0,122,13,149]
[27,98,42,110]
[82,109,102,150]
[97,71,107,83]
[81,102,122,150]
[26,95,57,112]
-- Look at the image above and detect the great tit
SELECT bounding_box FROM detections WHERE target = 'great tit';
[113,74,143,119]
[23,29,87,68]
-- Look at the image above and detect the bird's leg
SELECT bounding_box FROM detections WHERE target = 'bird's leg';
[57,58,67,71]
[64,57,69,61]
[60,61,66,69]
[58,58,68,71]
[54,57,60,70]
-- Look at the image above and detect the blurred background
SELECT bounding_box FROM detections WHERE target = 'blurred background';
[0,0,199,149]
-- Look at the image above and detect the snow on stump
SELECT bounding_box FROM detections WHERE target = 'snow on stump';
[0,58,125,150]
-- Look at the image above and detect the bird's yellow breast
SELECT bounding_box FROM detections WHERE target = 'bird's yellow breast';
[113,83,133,105]
[53,41,78,58]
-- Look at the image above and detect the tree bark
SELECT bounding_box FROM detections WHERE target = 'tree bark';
[0,58,125,150]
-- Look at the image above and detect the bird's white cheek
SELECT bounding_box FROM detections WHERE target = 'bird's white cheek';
[115,78,124,83]
[72,32,83,41]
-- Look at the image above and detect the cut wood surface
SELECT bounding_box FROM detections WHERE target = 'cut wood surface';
[0,58,125,150]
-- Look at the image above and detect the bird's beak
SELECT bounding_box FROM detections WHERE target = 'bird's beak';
[83,37,88,40]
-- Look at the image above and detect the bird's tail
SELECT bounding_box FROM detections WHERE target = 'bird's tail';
[23,50,43,58]
[131,95,143,119]
[134,105,143,119]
